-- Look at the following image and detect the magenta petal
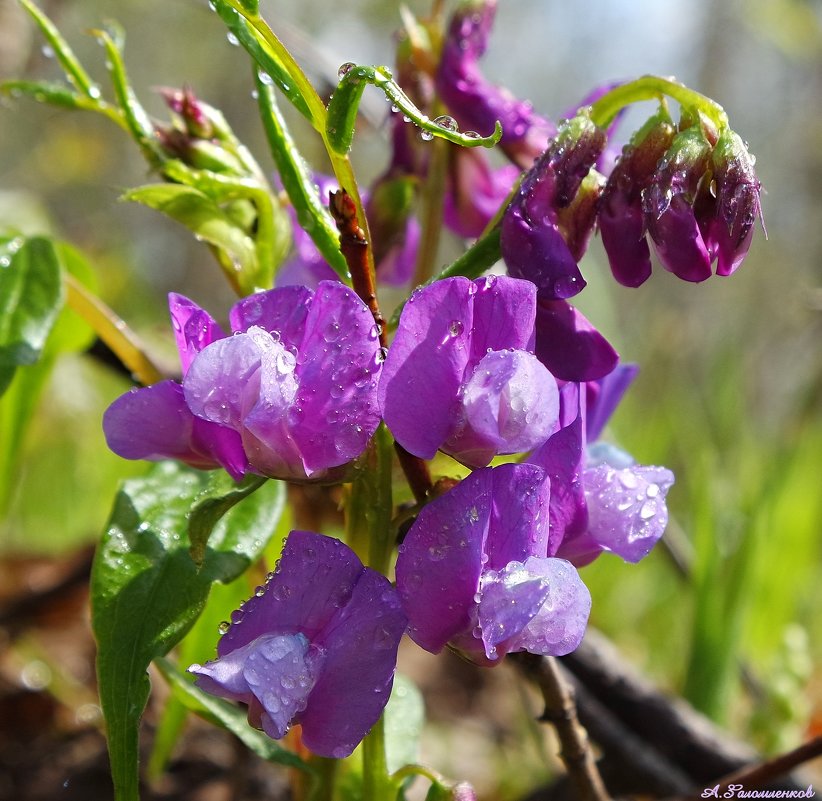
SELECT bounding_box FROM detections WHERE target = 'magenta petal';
[485,463,551,569]
[469,275,537,357]
[583,464,675,562]
[646,195,713,282]
[190,417,251,481]
[456,349,558,464]
[534,300,618,383]
[599,197,653,287]
[379,278,473,459]
[506,557,591,656]
[291,282,381,474]
[396,469,493,652]
[501,207,587,300]
[168,293,226,375]
[229,285,312,349]
[300,568,406,759]
[477,560,554,659]
[103,381,217,469]
[217,531,365,656]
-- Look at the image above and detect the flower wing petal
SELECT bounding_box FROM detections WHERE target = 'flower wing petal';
[168,293,226,375]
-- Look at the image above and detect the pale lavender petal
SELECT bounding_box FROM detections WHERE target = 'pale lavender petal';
[229,285,312,350]
[241,335,304,478]
[584,464,675,562]
[534,300,618,383]
[585,363,639,442]
[469,275,537,358]
[485,463,551,569]
[242,634,324,740]
[379,278,473,459]
[183,331,265,429]
[217,531,364,656]
[103,381,217,469]
[454,349,558,465]
[477,560,554,659]
[291,281,382,474]
[506,556,591,656]
[300,569,406,759]
[168,293,225,374]
[396,469,492,653]
[190,633,324,742]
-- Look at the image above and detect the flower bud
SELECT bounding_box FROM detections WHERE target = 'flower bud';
[705,128,762,276]
[641,119,713,281]
[501,113,606,300]
[599,109,676,287]
[160,86,215,140]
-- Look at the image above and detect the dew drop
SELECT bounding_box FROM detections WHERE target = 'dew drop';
[420,130,434,141]
[257,70,274,86]
[226,31,239,46]
[433,114,458,132]
[41,44,55,59]
[218,621,231,634]
[376,346,388,363]
[463,130,481,139]
[337,61,356,78]
[448,319,464,337]
[255,585,266,597]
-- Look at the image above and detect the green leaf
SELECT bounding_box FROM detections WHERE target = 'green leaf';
[256,82,350,281]
[123,184,259,286]
[188,473,269,566]
[19,0,99,98]
[0,79,84,109]
[0,236,64,371]
[326,65,502,155]
[384,674,424,775]
[91,462,285,801]
[213,0,314,123]
[155,658,310,770]
[91,29,164,166]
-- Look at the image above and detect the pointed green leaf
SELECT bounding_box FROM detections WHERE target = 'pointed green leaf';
[91,462,285,801]
[256,82,350,281]
[213,0,313,123]
[19,0,99,98]
[188,473,269,566]
[155,658,309,770]
[0,236,64,372]
[1,79,85,109]
[123,184,259,286]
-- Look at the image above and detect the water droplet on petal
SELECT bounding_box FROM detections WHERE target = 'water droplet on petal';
[218,621,231,634]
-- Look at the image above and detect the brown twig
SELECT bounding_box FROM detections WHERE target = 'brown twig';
[512,652,611,801]
[675,736,822,801]
[329,189,437,505]
[329,189,387,349]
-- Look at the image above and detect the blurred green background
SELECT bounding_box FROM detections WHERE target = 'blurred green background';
[1,0,821,793]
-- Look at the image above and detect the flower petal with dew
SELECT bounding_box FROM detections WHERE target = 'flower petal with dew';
[396,463,590,663]
[379,275,559,467]
[105,283,382,482]
[190,530,406,759]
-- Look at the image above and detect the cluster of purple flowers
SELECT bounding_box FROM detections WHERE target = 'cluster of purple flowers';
[102,0,760,761]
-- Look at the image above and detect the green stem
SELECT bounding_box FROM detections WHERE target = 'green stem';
[588,75,728,130]
[307,756,338,801]
[411,132,448,287]
[363,716,392,801]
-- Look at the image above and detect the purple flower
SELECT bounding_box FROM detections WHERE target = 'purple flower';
[599,111,677,287]
[500,113,606,301]
[396,463,591,663]
[189,530,406,759]
[437,0,555,168]
[602,113,762,286]
[529,369,674,566]
[104,282,383,481]
[379,275,560,468]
